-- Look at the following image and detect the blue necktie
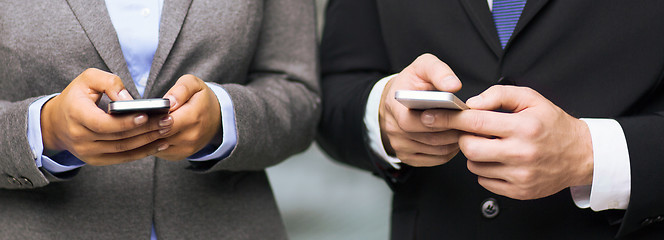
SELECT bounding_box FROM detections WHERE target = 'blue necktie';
[492,0,527,48]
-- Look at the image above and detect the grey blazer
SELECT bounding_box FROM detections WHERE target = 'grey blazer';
[0,0,319,239]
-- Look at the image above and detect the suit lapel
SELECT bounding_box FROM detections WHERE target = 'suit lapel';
[459,0,502,57]
[143,0,194,98]
[508,0,550,50]
[64,0,139,98]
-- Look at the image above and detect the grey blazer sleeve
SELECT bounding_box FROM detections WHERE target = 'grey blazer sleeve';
[0,97,55,189]
[206,0,320,172]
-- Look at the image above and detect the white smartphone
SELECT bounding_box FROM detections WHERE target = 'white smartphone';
[395,90,468,110]
[108,98,171,115]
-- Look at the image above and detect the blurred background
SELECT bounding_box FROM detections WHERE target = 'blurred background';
[266,1,393,239]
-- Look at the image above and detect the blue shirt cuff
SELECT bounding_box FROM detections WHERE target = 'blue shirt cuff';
[187,83,237,162]
[28,93,86,173]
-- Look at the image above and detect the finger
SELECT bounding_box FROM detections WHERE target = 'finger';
[400,150,459,167]
[466,160,508,180]
[153,143,200,161]
[76,110,150,134]
[391,136,459,156]
[476,176,517,199]
[387,107,442,133]
[408,130,461,146]
[163,74,205,111]
[90,140,170,166]
[93,129,168,153]
[458,133,505,162]
[407,53,462,92]
[77,68,133,101]
[421,109,520,137]
[465,85,543,113]
[96,114,173,140]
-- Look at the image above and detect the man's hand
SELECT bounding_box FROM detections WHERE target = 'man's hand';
[379,53,463,167]
[41,68,173,166]
[154,75,221,161]
[421,85,594,200]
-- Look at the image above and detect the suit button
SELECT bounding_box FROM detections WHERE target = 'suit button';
[18,177,32,187]
[6,175,21,186]
[481,198,499,218]
[642,218,654,226]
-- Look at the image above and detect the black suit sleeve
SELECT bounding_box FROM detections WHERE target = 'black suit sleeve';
[317,0,397,176]
[615,83,664,237]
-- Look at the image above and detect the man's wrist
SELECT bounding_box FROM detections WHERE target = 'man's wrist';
[40,96,60,152]
[364,74,401,169]
[572,118,594,187]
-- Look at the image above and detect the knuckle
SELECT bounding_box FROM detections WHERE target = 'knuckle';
[485,85,502,96]
[516,145,539,163]
[87,121,104,133]
[81,68,97,78]
[521,119,543,138]
[395,113,414,132]
[514,168,535,185]
[523,86,538,96]
[384,122,400,135]
[417,53,439,64]
[68,128,86,142]
[394,152,409,161]
[105,73,122,87]
[460,142,478,160]
[70,145,86,156]
[181,133,198,146]
[469,114,486,134]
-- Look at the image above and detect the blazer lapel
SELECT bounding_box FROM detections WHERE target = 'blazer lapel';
[459,0,502,57]
[143,0,194,98]
[64,0,139,98]
[508,0,550,50]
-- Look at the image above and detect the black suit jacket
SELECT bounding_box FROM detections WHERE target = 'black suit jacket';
[318,0,664,239]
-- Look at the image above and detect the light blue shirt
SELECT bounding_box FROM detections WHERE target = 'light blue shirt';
[26,1,238,238]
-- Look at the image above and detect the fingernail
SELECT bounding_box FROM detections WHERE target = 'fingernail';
[165,95,176,109]
[159,128,171,135]
[422,112,435,126]
[159,116,173,127]
[158,144,169,152]
[119,89,132,100]
[466,95,482,108]
[134,114,147,125]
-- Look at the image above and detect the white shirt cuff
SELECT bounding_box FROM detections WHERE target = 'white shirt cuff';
[364,74,402,169]
[571,119,631,211]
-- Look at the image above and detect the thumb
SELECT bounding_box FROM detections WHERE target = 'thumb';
[408,53,462,93]
[163,74,204,111]
[466,85,541,112]
[78,68,133,101]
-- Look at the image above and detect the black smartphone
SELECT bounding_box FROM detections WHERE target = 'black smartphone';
[108,98,171,115]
